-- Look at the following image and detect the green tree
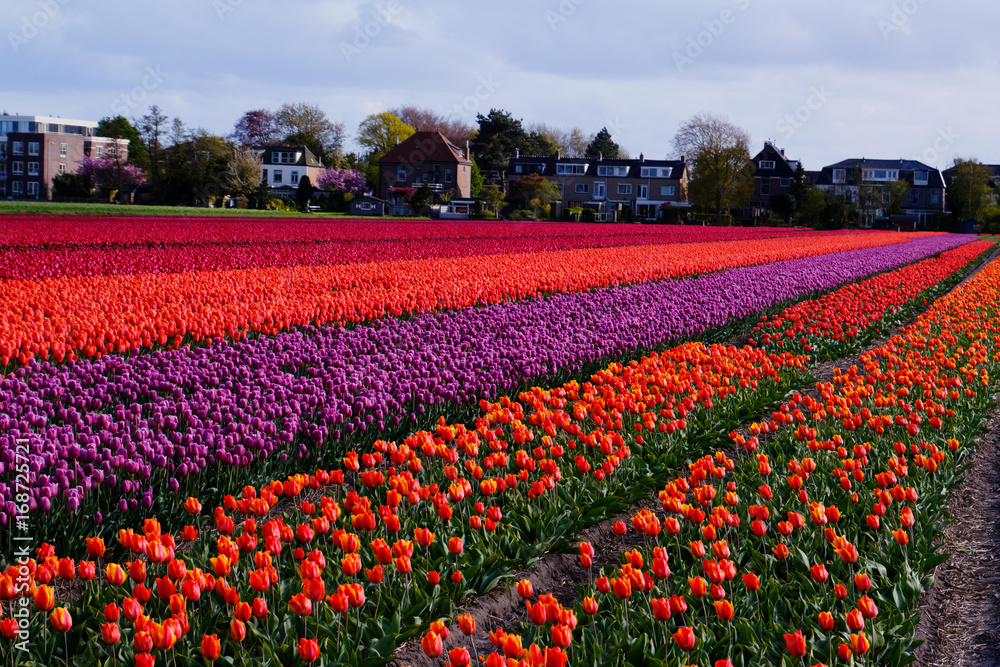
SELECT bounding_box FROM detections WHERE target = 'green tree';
[481,183,505,216]
[51,173,93,200]
[510,173,561,219]
[164,131,231,206]
[945,158,992,222]
[885,179,911,216]
[674,113,754,225]
[97,116,148,170]
[790,161,808,208]
[470,160,484,197]
[470,109,529,182]
[584,127,620,160]
[357,112,415,159]
[296,175,315,211]
[770,193,797,222]
[410,183,434,215]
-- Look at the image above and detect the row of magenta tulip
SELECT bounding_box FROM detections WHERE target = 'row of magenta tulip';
[1,241,992,665]
[0,235,974,554]
[0,231,920,368]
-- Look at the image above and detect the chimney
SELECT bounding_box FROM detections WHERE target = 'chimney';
[515,148,520,158]
[639,153,645,163]
[598,152,603,161]
[680,155,685,163]
[466,140,470,159]
[557,149,561,159]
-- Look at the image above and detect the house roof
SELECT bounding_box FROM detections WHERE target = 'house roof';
[253,145,324,168]
[815,158,944,188]
[751,142,799,178]
[507,155,687,179]
[378,131,471,165]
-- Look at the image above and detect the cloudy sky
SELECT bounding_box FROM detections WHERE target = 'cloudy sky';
[3,0,998,171]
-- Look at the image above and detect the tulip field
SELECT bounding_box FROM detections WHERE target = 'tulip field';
[0,215,997,666]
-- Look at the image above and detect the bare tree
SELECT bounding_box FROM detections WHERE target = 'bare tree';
[673,112,754,224]
[226,147,263,201]
[389,106,475,145]
[526,123,589,158]
[276,103,346,163]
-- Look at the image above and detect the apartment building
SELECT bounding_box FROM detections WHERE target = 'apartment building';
[506,154,688,220]
[0,114,126,200]
[815,158,945,227]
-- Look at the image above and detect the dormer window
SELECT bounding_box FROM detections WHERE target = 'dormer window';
[640,167,671,178]
[832,169,846,184]
[597,166,628,177]
[759,160,775,169]
[913,170,929,185]
[556,163,586,175]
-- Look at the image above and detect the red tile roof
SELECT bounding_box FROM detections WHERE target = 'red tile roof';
[378,130,471,165]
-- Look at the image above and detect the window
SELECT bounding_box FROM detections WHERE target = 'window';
[13,141,23,156]
[760,179,771,196]
[261,169,268,182]
[397,167,407,183]
[575,183,588,194]
[515,165,523,174]
[291,171,299,185]
[273,170,282,183]
[832,168,846,184]
[617,184,632,195]
[357,202,374,211]
[59,163,66,175]
[597,166,628,177]
[638,184,648,199]
[95,146,102,158]
[780,178,790,187]
[59,143,67,157]
[864,169,898,181]
[641,167,670,178]
[931,191,940,204]
[914,170,929,185]
[556,164,586,175]
[0,164,5,178]
[882,189,891,204]
[12,181,23,195]
[28,142,39,156]
[759,160,775,169]
[27,182,38,197]
[445,169,453,183]
[27,162,39,176]
[422,173,429,182]
[12,161,23,176]
[594,182,606,198]
[272,151,297,164]
[910,190,919,204]
[660,185,675,196]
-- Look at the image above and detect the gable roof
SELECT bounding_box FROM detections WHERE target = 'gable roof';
[378,131,471,166]
[253,145,324,168]
[815,158,944,188]
[751,142,799,178]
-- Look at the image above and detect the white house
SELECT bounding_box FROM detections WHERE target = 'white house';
[253,145,326,193]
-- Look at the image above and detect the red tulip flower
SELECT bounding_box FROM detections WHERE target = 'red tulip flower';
[784,629,807,658]
[673,626,696,651]
[298,638,321,663]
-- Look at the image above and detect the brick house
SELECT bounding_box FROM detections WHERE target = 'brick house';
[815,158,945,227]
[1,114,127,200]
[506,154,688,220]
[377,131,473,201]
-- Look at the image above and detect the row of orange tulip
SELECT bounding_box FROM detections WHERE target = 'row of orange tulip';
[0,232,915,367]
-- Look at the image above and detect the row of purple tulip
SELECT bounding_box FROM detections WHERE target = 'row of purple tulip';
[0,234,974,536]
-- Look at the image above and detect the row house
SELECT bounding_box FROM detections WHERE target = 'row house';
[506,154,688,220]
[1,114,126,200]
[377,131,473,201]
[815,158,945,227]
[253,145,326,195]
